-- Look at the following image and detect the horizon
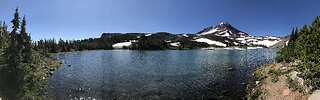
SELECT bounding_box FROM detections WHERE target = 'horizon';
[1,0,320,41]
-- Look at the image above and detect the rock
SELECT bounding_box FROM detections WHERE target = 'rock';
[228,68,234,71]
[305,85,313,93]
[68,65,71,66]
[293,60,301,66]
[308,90,320,100]
[280,67,287,70]
[282,88,290,95]
[289,71,304,86]
[255,81,260,84]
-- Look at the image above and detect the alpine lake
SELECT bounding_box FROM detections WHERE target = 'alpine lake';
[48,49,279,100]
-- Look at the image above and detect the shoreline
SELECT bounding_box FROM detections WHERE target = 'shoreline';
[245,62,310,100]
[40,53,64,78]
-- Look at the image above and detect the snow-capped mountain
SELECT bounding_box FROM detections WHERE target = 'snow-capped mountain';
[104,22,285,49]
[197,22,249,38]
[194,22,284,47]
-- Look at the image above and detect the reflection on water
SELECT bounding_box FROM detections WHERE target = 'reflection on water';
[48,49,278,100]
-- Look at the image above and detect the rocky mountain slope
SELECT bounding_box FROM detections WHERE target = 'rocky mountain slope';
[197,22,249,38]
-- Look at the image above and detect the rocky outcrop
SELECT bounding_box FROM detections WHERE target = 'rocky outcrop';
[308,90,320,100]
[246,63,309,100]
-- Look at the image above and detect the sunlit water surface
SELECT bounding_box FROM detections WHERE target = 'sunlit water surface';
[48,49,279,100]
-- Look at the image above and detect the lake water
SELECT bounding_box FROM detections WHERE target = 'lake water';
[48,49,279,100]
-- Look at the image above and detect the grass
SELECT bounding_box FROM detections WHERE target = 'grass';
[254,68,266,81]
[286,75,303,92]
[245,85,264,100]
[244,66,267,100]
[268,66,282,83]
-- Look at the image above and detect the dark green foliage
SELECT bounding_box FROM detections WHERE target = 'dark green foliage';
[276,28,297,62]
[0,8,46,99]
[100,33,141,43]
[178,40,209,49]
[34,38,114,53]
[254,68,265,81]
[131,35,169,50]
[286,75,303,92]
[147,32,178,41]
[276,16,320,91]
[0,21,9,50]
[268,67,281,83]
[35,33,143,53]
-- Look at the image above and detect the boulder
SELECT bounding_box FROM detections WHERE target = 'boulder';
[308,90,320,100]
[228,68,234,71]
[282,88,290,95]
[289,71,304,86]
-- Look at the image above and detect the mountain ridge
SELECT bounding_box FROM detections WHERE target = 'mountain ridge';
[98,22,286,49]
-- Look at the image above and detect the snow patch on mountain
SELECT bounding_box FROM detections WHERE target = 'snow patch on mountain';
[194,38,227,47]
[170,42,180,47]
[235,36,281,47]
[198,28,220,35]
[112,41,135,49]
[256,40,280,47]
[197,22,249,38]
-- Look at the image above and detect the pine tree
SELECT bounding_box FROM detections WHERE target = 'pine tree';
[18,15,46,100]
[1,7,23,99]
[20,16,32,63]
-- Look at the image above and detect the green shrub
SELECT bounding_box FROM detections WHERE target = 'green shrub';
[268,67,282,83]
[254,68,265,81]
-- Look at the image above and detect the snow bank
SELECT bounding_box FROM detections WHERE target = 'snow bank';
[145,34,152,36]
[182,34,188,37]
[170,42,180,47]
[257,40,279,47]
[199,28,220,35]
[112,41,132,49]
[194,38,227,47]
[219,30,231,37]
[247,47,264,49]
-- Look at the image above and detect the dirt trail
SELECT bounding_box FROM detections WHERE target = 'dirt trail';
[247,63,309,100]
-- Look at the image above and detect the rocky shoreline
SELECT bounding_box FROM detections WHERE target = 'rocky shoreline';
[245,61,320,100]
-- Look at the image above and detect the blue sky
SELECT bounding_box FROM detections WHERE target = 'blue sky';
[0,0,320,41]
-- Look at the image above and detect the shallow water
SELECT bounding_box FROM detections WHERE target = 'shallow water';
[48,49,279,100]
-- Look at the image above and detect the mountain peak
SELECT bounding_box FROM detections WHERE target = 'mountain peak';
[219,22,230,25]
[197,22,249,38]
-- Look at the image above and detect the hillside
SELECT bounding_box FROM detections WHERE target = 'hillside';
[247,16,320,100]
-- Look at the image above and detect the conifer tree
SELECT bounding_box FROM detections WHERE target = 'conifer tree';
[1,7,23,99]
[20,16,32,63]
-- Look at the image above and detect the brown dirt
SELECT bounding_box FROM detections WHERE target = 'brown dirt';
[252,63,309,100]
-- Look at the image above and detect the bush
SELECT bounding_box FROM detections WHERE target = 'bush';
[276,16,320,90]
[268,67,282,83]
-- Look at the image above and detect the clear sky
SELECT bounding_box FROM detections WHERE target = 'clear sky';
[0,0,320,41]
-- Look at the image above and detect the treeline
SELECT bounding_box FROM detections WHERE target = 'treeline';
[131,35,169,50]
[34,38,113,53]
[37,32,211,52]
[0,8,47,99]
[276,16,320,90]
[34,33,146,53]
